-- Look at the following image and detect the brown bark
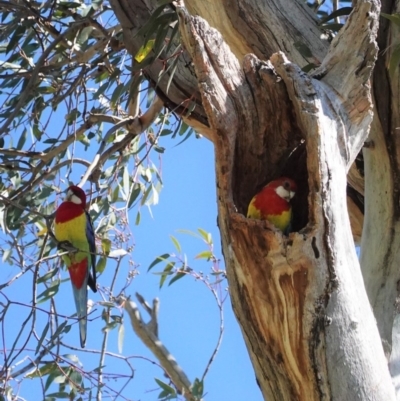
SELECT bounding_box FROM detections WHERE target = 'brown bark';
[176,2,394,399]
[109,0,400,398]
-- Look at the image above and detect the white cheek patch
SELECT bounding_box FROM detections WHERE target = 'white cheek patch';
[70,194,82,204]
[275,186,295,201]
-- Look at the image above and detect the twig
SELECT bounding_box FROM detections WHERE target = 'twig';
[0,20,89,136]
[79,96,164,188]
[121,293,202,401]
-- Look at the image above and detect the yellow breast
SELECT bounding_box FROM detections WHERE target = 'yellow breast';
[55,213,87,244]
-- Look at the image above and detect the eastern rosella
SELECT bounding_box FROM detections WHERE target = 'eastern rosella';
[247,177,297,233]
[54,185,97,347]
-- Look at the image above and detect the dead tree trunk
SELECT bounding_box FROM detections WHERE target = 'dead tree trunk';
[110,0,400,398]
[176,0,395,399]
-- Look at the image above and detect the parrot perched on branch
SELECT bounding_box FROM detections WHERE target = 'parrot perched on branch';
[247,177,297,233]
[54,185,97,348]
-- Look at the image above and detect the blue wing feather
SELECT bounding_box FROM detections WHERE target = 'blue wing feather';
[85,210,97,292]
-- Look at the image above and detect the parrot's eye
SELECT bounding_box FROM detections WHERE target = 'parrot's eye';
[283,181,290,189]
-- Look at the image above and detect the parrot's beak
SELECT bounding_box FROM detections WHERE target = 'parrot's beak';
[282,191,295,202]
[276,185,295,202]
[65,189,82,205]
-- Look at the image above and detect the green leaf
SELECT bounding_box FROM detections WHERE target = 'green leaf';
[65,109,81,124]
[165,21,180,55]
[128,183,142,208]
[148,253,170,271]
[111,83,125,107]
[96,257,107,274]
[175,228,199,238]
[174,128,194,146]
[155,378,176,396]
[6,24,26,54]
[168,270,186,286]
[135,5,167,39]
[26,362,58,379]
[17,128,27,150]
[68,367,83,389]
[93,81,110,99]
[37,268,58,284]
[166,54,180,95]
[191,378,204,398]
[159,261,175,288]
[101,238,112,256]
[37,281,60,304]
[141,184,152,205]
[135,210,141,225]
[49,321,71,342]
[381,12,400,27]
[102,321,119,332]
[44,367,63,391]
[32,124,42,140]
[35,322,49,354]
[195,250,213,260]
[198,228,212,244]
[170,235,181,253]
[45,392,69,398]
[160,129,173,136]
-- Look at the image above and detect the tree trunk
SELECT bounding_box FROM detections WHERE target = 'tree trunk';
[110,0,400,398]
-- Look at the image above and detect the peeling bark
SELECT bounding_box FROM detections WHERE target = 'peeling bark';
[110,0,400,398]
[176,1,394,399]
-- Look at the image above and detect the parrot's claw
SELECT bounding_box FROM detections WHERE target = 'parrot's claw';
[58,240,77,253]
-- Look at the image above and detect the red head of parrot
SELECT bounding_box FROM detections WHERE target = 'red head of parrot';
[54,185,97,347]
[247,177,297,233]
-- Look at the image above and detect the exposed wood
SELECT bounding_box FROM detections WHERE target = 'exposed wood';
[185,0,329,65]
[176,1,395,399]
[110,0,400,398]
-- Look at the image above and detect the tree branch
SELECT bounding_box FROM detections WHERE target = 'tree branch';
[122,294,201,401]
[79,96,164,187]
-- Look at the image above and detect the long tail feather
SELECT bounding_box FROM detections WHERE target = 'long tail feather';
[72,281,88,348]
[69,258,89,348]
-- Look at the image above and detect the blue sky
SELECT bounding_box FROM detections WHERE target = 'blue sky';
[126,134,263,400]
[0,130,263,401]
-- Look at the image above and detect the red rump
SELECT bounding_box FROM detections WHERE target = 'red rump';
[69,258,88,289]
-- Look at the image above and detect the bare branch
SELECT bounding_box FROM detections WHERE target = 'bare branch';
[122,294,201,401]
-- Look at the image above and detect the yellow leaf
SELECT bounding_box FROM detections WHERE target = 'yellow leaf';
[96,257,107,274]
[135,39,155,63]
[101,238,112,255]
[37,226,48,237]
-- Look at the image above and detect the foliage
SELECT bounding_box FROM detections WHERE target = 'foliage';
[0,0,204,400]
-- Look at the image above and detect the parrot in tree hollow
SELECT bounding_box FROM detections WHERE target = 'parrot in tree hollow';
[247,177,297,234]
[54,185,97,347]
